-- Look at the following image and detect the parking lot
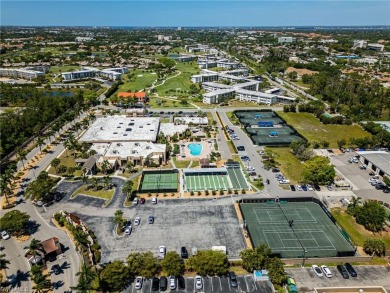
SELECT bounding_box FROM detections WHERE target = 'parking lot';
[286,265,390,291]
[80,198,246,263]
[330,153,389,204]
[122,275,273,293]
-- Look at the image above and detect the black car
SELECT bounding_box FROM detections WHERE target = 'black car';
[181,246,188,259]
[152,277,159,291]
[375,183,385,190]
[160,276,167,291]
[148,216,154,224]
[337,265,350,279]
[229,272,238,288]
[237,146,245,151]
[301,185,307,191]
[178,276,185,289]
[383,188,390,193]
[290,185,296,191]
[344,263,357,277]
[272,168,280,173]
[52,264,61,275]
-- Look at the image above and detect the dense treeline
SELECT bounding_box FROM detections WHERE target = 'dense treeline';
[0,86,84,157]
[310,72,390,121]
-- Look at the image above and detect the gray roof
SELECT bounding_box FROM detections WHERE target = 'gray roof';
[82,156,97,170]
[357,151,390,175]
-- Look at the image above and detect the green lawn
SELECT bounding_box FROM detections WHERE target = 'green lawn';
[172,157,199,168]
[48,152,82,177]
[72,185,115,205]
[148,97,195,108]
[277,112,371,148]
[265,147,304,184]
[116,70,157,93]
[50,66,81,74]
[331,208,390,248]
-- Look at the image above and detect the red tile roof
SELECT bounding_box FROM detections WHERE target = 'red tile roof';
[118,92,146,99]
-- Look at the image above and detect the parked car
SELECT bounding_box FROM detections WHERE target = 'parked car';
[125,225,132,235]
[133,197,138,205]
[181,246,188,259]
[134,217,141,226]
[152,197,157,204]
[290,185,296,191]
[279,179,290,184]
[237,146,245,151]
[135,277,143,290]
[1,231,10,240]
[296,185,303,191]
[148,216,154,224]
[229,272,238,287]
[272,168,280,173]
[195,276,203,290]
[321,265,332,278]
[344,263,357,277]
[169,276,176,290]
[192,247,198,256]
[152,277,159,291]
[337,265,350,279]
[178,276,185,289]
[140,198,145,204]
[160,276,167,291]
[326,185,333,191]
[368,178,378,183]
[306,184,314,191]
[314,184,321,191]
[312,265,324,277]
[159,246,166,258]
[301,185,307,191]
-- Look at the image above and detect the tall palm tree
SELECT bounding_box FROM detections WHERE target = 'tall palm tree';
[36,137,45,152]
[72,263,97,293]
[125,161,134,173]
[91,177,100,191]
[17,149,27,170]
[25,238,42,264]
[103,176,112,190]
[101,160,110,175]
[82,174,89,185]
[122,180,133,198]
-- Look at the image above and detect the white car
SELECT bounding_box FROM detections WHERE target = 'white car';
[296,185,303,191]
[133,197,138,205]
[368,178,378,183]
[159,246,166,258]
[195,275,203,290]
[307,184,314,191]
[134,217,141,226]
[152,197,157,204]
[125,225,132,235]
[1,230,10,240]
[312,265,324,277]
[279,179,290,184]
[135,276,143,289]
[169,276,176,289]
[321,265,332,278]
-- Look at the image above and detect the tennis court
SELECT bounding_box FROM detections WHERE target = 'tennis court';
[185,173,230,191]
[234,110,305,146]
[139,170,178,192]
[240,201,355,258]
[226,166,248,190]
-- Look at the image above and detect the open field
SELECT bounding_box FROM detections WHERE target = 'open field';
[148,97,195,108]
[331,208,390,248]
[116,70,157,93]
[48,152,82,176]
[265,147,304,184]
[277,112,371,148]
[50,66,81,74]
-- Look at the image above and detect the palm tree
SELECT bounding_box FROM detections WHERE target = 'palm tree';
[103,176,112,190]
[143,157,151,167]
[125,161,134,173]
[82,174,89,185]
[36,137,45,152]
[101,160,110,175]
[122,180,133,198]
[72,263,97,293]
[25,238,42,265]
[0,254,10,281]
[51,158,60,172]
[17,149,27,170]
[91,177,100,191]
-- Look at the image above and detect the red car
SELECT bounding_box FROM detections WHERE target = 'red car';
[140,198,145,204]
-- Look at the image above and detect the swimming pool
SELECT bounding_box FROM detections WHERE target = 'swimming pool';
[188,143,203,156]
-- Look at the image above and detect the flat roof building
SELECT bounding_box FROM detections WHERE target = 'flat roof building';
[79,116,160,143]
[174,117,209,125]
[356,151,390,177]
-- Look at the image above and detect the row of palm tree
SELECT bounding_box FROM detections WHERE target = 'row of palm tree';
[0,165,16,205]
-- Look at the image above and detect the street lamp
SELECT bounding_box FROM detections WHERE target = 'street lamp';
[302,249,308,267]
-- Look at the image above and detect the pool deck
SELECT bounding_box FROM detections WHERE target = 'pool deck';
[177,140,214,161]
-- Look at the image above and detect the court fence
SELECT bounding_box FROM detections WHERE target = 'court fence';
[139,169,179,193]
[238,196,357,257]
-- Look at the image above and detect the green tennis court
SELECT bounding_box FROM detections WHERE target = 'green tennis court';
[240,201,355,258]
[140,171,178,192]
[185,173,230,191]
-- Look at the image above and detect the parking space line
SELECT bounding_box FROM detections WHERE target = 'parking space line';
[210,276,213,292]
[227,278,231,291]
[219,277,222,291]
[244,275,250,292]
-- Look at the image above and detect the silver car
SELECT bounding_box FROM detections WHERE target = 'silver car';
[195,276,203,290]
[159,246,166,258]
[135,277,143,289]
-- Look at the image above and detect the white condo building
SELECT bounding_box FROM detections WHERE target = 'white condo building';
[61,67,128,81]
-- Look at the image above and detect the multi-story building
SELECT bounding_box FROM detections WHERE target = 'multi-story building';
[61,67,128,81]
[278,37,297,43]
[0,67,45,79]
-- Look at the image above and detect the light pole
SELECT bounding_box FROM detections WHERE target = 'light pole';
[302,249,308,267]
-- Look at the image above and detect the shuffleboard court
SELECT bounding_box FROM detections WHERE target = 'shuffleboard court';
[240,201,355,258]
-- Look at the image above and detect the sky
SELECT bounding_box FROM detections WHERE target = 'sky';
[1,1,390,27]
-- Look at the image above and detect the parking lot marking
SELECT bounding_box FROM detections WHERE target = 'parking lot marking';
[210,276,213,292]
[227,278,231,291]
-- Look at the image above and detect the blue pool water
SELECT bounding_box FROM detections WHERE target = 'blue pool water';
[188,143,203,156]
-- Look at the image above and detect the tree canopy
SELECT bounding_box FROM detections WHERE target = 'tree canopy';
[0,210,30,233]
[161,251,184,277]
[186,250,229,276]
[99,261,130,292]
[354,200,388,232]
[302,155,335,184]
[127,252,161,278]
